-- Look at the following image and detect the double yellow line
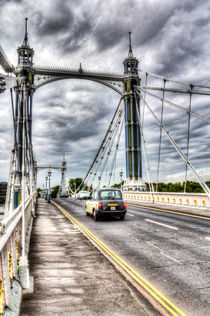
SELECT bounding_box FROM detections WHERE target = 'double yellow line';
[52,200,186,316]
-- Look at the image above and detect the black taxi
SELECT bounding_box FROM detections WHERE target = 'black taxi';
[85,188,126,220]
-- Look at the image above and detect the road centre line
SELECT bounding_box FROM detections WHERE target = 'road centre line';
[126,203,210,221]
[52,200,186,316]
[205,237,210,240]
[145,219,178,230]
[147,242,180,264]
[127,213,134,217]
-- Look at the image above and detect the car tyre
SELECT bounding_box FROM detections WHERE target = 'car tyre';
[93,209,98,221]
[120,214,125,220]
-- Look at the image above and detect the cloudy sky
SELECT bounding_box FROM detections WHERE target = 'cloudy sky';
[0,0,210,188]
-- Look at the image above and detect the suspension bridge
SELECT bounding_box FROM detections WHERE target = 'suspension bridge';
[0,19,209,316]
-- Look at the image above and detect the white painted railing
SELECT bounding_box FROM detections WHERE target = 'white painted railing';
[123,191,210,209]
[0,194,36,314]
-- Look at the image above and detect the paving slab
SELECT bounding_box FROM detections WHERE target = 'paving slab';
[20,199,159,316]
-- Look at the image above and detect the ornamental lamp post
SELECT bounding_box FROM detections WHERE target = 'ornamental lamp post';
[48,171,51,202]
[120,170,123,191]
[45,176,48,200]
[98,176,101,189]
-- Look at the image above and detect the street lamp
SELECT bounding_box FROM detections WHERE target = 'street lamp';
[48,171,51,202]
[45,176,48,200]
[98,176,101,189]
[120,170,123,191]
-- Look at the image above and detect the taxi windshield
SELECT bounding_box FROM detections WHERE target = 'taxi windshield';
[99,190,122,200]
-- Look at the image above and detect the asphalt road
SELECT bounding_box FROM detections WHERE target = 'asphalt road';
[54,197,210,316]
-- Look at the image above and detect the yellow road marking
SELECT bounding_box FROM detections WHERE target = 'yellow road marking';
[52,200,186,316]
[127,203,210,221]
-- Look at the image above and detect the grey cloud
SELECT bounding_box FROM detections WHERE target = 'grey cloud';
[36,1,74,36]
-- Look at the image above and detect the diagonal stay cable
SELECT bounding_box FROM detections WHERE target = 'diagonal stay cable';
[79,97,124,191]
[108,112,124,187]
[88,103,124,186]
[87,101,124,183]
[135,88,210,197]
[136,87,210,124]
[99,112,123,183]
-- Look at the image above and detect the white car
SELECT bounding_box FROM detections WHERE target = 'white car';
[77,191,90,200]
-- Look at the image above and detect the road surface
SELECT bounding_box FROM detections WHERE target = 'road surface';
[54,197,210,316]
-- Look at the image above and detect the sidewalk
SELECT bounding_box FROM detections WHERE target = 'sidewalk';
[20,199,158,316]
[125,199,210,218]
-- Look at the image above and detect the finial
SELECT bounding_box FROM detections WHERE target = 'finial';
[23,17,29,46]
[128,31,134,58]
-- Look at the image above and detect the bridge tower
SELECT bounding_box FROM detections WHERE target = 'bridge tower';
[11,18,35,209]
[123,33,145,191]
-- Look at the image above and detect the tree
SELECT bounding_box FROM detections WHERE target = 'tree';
[69,178,88,192]
[51,186,60,198]
[37,187,42,197]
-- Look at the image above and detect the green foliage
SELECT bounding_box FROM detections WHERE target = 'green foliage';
[0,196,5,205]
[51,185,60,198]
[69,178,88,192]
[145,181,205,193]
[111,180,124,189]
[37,188,42,197]
[111,183,120,189]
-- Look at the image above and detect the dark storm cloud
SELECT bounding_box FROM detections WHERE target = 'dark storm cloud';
[36,1,74,36]
[1,0,210,184]
[34,1,93,53]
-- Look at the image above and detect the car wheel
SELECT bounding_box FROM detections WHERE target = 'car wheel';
[85,205,89,216]
[120,214,125,220]
[93,209,98,221]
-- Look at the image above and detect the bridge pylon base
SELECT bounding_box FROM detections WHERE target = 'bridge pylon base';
[123,178,146,192]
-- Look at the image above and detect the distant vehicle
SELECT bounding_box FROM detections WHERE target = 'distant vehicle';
[60,194,68,198]
[85,188,126,221]
[77,191,90,200]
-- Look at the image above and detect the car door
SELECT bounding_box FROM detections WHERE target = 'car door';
[92,190,98,213]
[88,190,95,214]
[86,192,93,213]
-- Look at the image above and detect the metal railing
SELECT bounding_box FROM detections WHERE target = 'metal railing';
[123,192,210,209]
[0,194,36,314]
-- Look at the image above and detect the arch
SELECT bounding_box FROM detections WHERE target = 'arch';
[35,76,123,95]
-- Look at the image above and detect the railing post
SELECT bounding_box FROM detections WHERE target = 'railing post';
[2,247,12,310]
[11,233,18,280]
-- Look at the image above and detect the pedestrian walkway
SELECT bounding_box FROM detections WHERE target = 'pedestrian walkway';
[20,199,157,316]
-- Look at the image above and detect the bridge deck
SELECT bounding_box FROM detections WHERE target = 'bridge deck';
[20,199,156,316]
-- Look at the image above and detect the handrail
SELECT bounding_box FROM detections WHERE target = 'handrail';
[0,196,32,252]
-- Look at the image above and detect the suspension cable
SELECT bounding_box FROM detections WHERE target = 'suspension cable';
[135,88,210,196]
[134,92,154,192]
[184,86,193,193]
[138,68,210,89]
[156,79,166,192]
[141,73,148,129]
[135,87,210,124]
